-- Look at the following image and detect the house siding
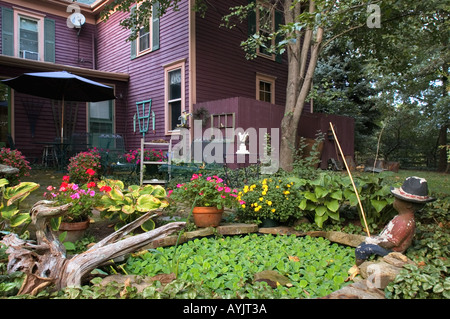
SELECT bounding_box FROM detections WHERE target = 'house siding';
[195,0,288,107]
[96,1,191,150]
[0,1,127,161]
[194,97,353,169]
[0,1,95,69]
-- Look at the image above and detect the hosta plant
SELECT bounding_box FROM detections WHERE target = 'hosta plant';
[96,179,169,231]
[0,178,39,233]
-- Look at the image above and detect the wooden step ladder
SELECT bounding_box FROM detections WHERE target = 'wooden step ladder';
[139,138,172,186]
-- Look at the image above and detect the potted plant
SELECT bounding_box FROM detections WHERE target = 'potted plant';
[44,169,102,241]
[169,174,238,227]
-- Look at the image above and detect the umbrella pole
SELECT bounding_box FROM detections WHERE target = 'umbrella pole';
[61,96,64,143]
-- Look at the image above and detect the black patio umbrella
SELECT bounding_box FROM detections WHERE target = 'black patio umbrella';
[1,70,116,141]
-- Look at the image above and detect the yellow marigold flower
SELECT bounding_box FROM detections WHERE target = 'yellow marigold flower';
[271,208,276,213]
[284,190,290,195]
[255,206,261,212]
[241,204,246,208]
[259,197,264,202]
[276,186,279,189]
[261,191,267,196]
[267,200,272,206]
[262,179,267,185]
[287,184,291,188]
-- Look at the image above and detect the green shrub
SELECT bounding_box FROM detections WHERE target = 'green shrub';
[236,177,304,224]
[67,149,102,184]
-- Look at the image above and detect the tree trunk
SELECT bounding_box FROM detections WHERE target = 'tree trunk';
[1,200,185,295]
[279,1,323,171]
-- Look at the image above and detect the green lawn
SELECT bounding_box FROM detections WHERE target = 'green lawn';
[376,170,450,197]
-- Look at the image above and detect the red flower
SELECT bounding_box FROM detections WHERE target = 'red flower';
[86,168,95,176]
[63,175,70,182]
[59,182,69,192]
[100,186,112,192]
[87,182,96,188]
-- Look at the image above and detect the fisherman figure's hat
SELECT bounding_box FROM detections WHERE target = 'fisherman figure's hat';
[390,176,436,203]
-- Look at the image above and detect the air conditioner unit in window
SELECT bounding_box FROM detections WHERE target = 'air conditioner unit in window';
[22,50,39,61]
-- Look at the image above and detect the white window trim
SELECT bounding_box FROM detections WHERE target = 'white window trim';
[164,60,186,135]
[256,73,276,104]
[13,7,45,62]
[256,0,276,61]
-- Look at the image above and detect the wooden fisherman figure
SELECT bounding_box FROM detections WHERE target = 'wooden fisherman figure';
[352,176,435,271]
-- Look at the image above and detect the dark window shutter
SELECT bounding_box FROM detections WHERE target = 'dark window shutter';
[152,2,160,51]
[247,0,256,36]
[130,5,137,59]
[1,7,14,56]
[275,10,283,63]
[44,18,55,62]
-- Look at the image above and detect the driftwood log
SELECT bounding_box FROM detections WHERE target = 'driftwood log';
[0,200,185,295]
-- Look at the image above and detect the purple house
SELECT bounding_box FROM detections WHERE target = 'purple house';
[0,0,353,170]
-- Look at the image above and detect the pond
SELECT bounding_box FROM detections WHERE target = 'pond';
[123,233,355,299]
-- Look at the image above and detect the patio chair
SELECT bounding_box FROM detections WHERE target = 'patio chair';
[98,134,137,183]
[68,132,92,158]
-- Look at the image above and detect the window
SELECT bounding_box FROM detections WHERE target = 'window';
[164,60,185,134]
[138,26,150,53]
[19,16,39,60]
[247,0,283,62]
[257,2,275,58]
[130,2,160,59]
[0,7,55,62]
[256,73,276,104]
[89,100,115,148]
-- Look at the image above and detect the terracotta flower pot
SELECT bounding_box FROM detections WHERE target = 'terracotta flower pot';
[58,219,90,242]
[192,207,224,227]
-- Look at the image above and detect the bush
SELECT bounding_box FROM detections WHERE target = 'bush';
[236,177,304,224]
[0,148,31,185]
[67,149,102,184]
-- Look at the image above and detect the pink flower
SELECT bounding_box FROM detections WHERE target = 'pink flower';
[167,190,173,197]
[221,195,226,199]
[224,187,231,193]
[206,176,212,181]
[46,185,54,191]
[70,193,80,199]
[176,184,183,188]
[217,186,224,192]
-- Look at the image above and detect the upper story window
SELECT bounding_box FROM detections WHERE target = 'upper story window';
[130,2,160,59]
[0,7,55,62]
[19,16,39,60]
[257,2,275,59]
[248,0,283,63]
